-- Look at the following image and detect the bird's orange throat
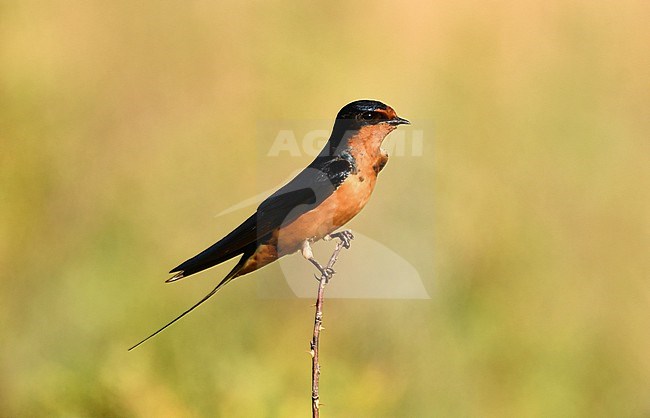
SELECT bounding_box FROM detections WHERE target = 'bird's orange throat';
[346,124,394,174]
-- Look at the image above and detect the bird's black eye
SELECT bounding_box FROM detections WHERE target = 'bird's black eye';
[361,111,375,120]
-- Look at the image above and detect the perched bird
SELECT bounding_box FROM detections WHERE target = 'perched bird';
[129,99,409,350]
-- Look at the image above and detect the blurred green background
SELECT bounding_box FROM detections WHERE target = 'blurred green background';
[1,0,648,416]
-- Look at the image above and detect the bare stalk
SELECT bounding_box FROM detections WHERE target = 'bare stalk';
[310,232,352,418]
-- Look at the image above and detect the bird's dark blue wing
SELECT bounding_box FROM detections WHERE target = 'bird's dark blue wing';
[169,156,355,279]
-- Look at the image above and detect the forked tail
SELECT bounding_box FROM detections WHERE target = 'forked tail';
[128,245,254,350]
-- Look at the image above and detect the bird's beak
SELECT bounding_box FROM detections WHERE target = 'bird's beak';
[387,116,410,126]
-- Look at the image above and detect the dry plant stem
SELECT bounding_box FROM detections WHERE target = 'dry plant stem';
[310,233,352,418]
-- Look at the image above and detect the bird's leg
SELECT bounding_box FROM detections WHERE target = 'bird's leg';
[301,240,334,281]
[324,229,354,249]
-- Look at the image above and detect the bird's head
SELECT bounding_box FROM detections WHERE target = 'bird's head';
[327,99,409,155]
[335,100,410,129]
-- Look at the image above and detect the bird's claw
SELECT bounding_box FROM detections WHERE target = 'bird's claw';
[317,267,335,282]
[311,264,334,282]
[326,230,354,249]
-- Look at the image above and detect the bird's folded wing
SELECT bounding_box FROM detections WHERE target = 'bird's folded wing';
[169,157,354,278]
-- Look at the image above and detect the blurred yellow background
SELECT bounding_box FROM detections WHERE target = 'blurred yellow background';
[1,0,648,416]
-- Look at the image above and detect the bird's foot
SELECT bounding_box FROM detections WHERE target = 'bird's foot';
[309,259,335,282]
[302,240,333,281]
[325,229,354,249]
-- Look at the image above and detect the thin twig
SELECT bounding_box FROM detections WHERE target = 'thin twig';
[310,233,352,418]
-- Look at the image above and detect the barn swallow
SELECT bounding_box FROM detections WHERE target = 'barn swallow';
[129,99,409,350]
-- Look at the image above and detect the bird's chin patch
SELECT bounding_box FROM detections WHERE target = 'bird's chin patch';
[372,123,397,138]
[380,122,397,132]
